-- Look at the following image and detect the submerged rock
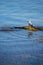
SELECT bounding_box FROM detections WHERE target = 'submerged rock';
[0,26,43,31]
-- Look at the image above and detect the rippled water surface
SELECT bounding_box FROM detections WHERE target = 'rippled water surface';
[0,0,43,65]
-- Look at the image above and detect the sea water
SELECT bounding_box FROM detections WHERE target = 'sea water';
[0,0,43,65]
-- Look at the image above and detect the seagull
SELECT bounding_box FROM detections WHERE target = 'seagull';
[27,20,33,27]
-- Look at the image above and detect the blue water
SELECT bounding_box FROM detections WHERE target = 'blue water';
[0,0,43,65]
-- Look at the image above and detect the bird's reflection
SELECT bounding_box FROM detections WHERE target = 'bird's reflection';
[28,31,33,38]
[28,31,43,44]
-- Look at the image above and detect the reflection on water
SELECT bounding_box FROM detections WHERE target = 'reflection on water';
[0,30,43,65]
[28,31,43,44]
[28,31,33,38]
